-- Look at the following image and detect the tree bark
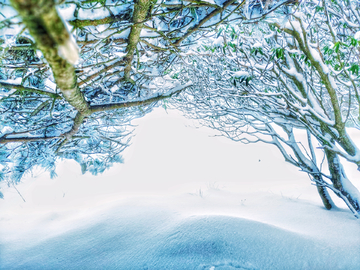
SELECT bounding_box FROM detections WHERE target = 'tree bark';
[313,175,334,210]
[124,0,154,82]
[325,148,360,216]
[9,0,90,115]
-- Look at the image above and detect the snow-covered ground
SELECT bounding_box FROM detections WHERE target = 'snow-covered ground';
[1,108,360,269]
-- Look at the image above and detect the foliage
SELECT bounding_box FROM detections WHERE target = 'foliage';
[0,0,295,183]
[172,0,360,217]
[1,0,360,218]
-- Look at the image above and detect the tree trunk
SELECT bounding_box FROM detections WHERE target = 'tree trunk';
[9,0,90,115]
[313,175,335,210]
[325,148,360,217]
[124,0,153,82]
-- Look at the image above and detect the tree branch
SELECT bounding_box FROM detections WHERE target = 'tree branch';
[90,82,192,112]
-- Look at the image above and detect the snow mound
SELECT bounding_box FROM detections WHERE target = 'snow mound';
[1,108,360,269]
[1,199,360,269]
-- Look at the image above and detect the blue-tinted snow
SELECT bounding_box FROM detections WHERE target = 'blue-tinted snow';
[1,109,360,269]
[3,211,358,270]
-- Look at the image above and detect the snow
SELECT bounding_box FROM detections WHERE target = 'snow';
[212,36,224,46]
[253,41,262,48]
[78,7,110,21]
[233,71,249,77]
[44,79,57,91]
[355,31,360,40]
[114,51,127,58]
[0,78,22,85]
[1,126,13,134]
[1,109,360,269]
[58,38,79,65]
[57,4,76,21]
[140,29,158,37]
[201,0,217,6]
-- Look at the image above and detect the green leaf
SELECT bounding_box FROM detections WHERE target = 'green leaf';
[333,41,341,53]
[190,7,198,23]
[349,64,359,76]
[216,27,223,38]
[349,37,358,47]
[274,48,284,59]
[315,6,324,12]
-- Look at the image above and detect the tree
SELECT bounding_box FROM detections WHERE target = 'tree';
[0,0,192,189]
[172,0,360,217]
[0,0,297,197]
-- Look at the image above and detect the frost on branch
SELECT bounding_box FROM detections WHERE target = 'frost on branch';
[58,37,79,65]
[172,0,360,217]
